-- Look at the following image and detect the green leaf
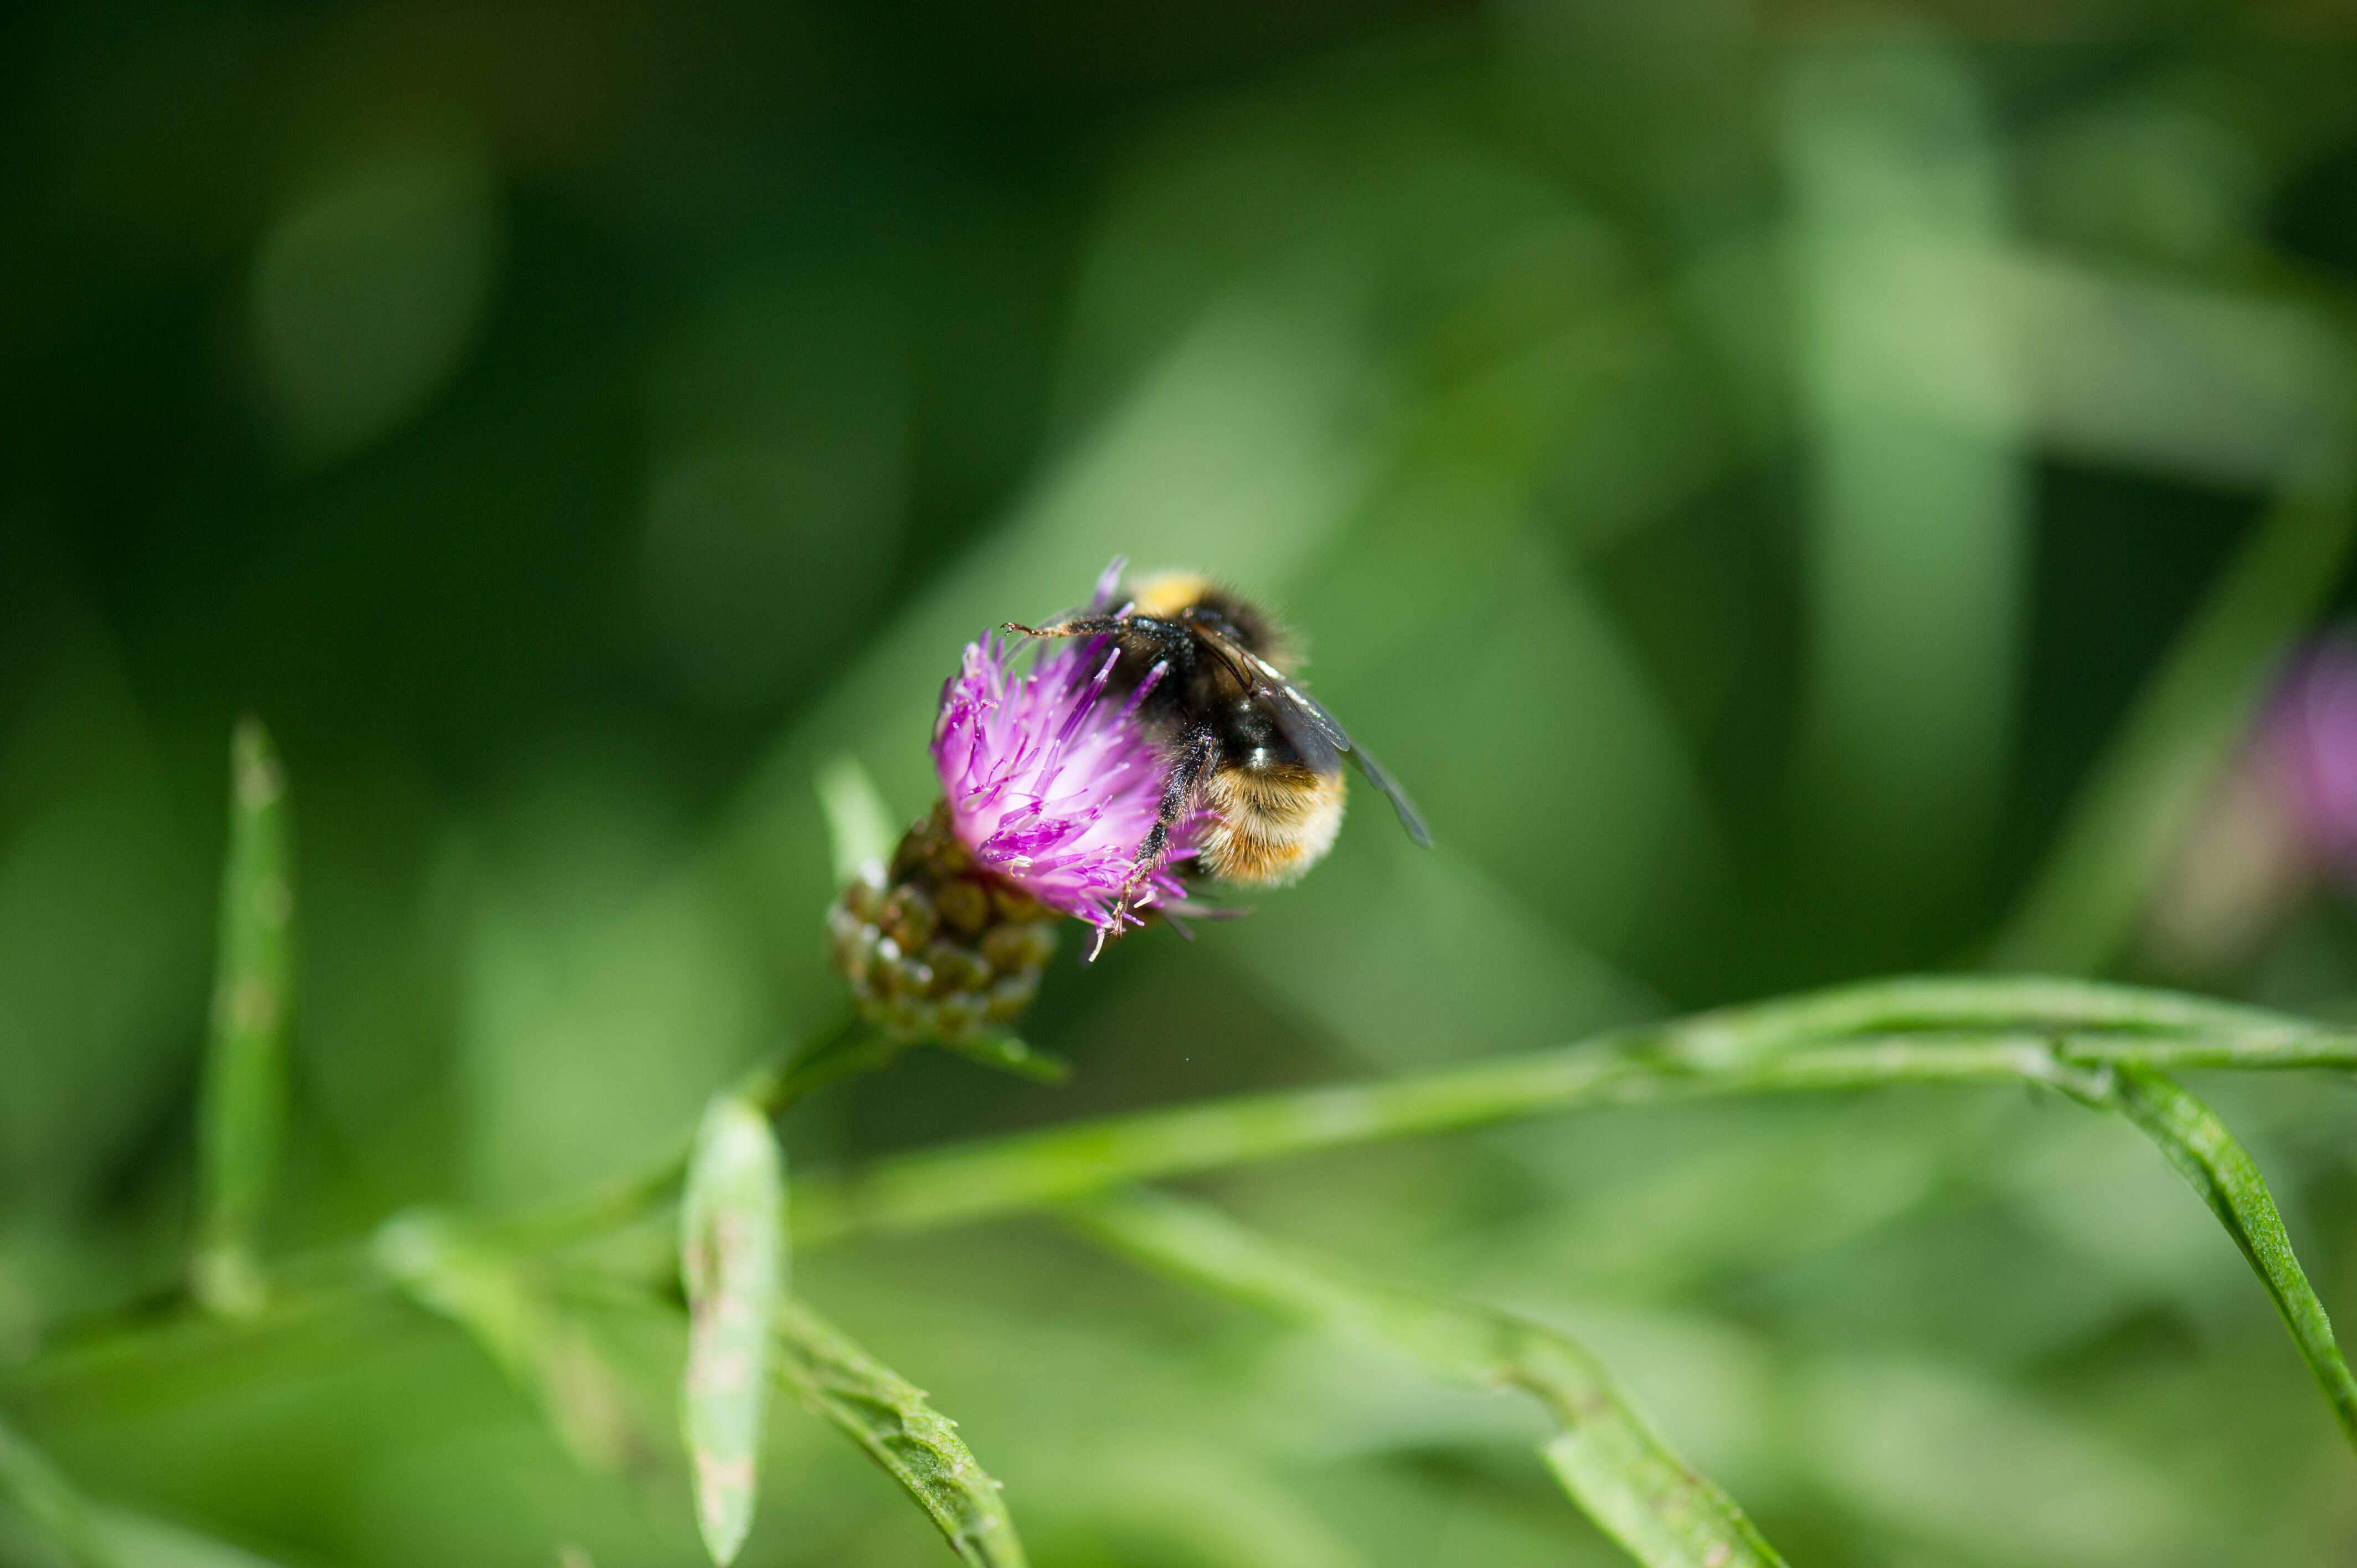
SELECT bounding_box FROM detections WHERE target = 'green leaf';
[2108,1063,2357,1448]
[0,1414,122,1568]
[680,1095,787,1566]
[773,1298,1027,1568]
[374,1210,646,1473]
[1071,1188,1786,1568]
[191,718,295,1317]
[817,755,898,890]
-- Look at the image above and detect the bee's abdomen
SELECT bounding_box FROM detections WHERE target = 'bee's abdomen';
[1200,764,1346,885]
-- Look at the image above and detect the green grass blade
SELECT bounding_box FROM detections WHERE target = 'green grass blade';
[1072,1188,1785,1568]
[680,1095,787,1566]
[0,1413,123,1568]
[374,1210,647,1473]
[2109,1064,2357,1448]
[774,1298,1028,1568]
[1692,972,2351,1044]
[1993,478,2357,973]
[191,718,295,1317]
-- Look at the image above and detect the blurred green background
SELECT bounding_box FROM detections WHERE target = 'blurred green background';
[12,1,2357,1564]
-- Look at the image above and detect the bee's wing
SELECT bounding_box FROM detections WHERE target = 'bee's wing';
[1193,624,1433,847]
[1333,730,1432,846]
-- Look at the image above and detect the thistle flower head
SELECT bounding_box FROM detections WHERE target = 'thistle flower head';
[930,561,1205,936]
[830,563,1217,1041]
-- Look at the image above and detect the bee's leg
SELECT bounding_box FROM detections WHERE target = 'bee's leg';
[1110,721,1219,930]
[1001,615,1135,640]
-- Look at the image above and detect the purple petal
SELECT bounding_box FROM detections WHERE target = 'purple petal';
[930,593,1209,932]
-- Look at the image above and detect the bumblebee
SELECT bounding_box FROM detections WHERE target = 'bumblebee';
[1006,570,1430,923]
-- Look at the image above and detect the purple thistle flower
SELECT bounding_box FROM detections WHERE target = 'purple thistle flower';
[931,563,1207,941]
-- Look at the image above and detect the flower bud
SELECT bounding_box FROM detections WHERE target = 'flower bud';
[829,802,1059,1043]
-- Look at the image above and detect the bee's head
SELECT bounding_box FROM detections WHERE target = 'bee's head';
[1128,570,1215,621]
[1129,571,1290,665]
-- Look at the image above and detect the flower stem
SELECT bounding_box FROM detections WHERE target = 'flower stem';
[792,972,2357,1241]
[12,976,2355,1400]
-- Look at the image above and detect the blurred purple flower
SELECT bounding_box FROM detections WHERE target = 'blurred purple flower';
[2150,631,2357,974]
[931,563,1205,940]
[2256,634,2357,878]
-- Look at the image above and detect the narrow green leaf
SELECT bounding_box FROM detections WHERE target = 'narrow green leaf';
[1994,477,2357,973]
[1687,972,2344,1048]
[1071,1188,1787,1568]
[773,1298,1027,1568]
[817,755,898,890]
[374,1210,646,1473]
[0,1413,123,1568]
[680,1095,787,1566]
[2109,1064,2357,1448]
[191,717,295,1317]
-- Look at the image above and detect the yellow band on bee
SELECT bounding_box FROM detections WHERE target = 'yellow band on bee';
[1128,571,1215,620]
